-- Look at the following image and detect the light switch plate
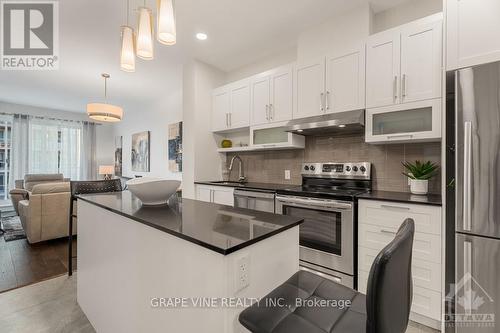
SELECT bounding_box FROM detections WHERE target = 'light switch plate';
[285,170,291,180]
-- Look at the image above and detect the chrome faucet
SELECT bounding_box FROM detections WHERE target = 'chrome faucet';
[228,155,246,183]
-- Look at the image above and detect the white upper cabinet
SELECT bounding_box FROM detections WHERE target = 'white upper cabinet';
[366,14,442,109]
[250,65,293,126]
[447,0,500,70]
[366,30,401,109]
[294,57,326,119]
[212,88,231,132]
[229,81,250,129]
[250,76,270,125]
[400,20,442,103]
[212,80,250,132]
[325,44,366,113]
[269,68,293,123]
[295,47,366,118]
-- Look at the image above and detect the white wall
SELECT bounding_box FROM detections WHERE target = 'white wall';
[297,3,372,62]
[111,67,183,180]
[372,0,442,33]
[0,100,114,170]
[225,47,297,83]
[182,60,226,199]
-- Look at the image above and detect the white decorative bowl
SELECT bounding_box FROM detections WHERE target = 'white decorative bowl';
[126,178,181,206]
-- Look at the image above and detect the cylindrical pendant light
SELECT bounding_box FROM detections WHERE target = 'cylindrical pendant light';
[120,0,135,72]
[120,26,135,72]
[87,74,123,122]
[136,4,154,60]
[157,0,176,45]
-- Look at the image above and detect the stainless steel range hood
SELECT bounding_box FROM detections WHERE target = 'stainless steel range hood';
[285,109,365,136]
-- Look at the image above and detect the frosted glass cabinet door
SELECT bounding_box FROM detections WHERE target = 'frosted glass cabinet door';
[366,99,441,144]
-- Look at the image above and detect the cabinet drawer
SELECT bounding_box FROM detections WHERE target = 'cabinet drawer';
[358,246,441,292]
[358,199,441,236]
[359,223,441,264]
[358,270,441,321]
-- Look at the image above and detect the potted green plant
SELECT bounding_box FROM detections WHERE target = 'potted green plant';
[402,160,439,195]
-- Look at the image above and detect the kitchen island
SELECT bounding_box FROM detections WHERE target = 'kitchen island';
[76,191,302,333]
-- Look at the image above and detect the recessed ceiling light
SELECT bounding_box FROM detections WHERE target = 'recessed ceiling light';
[338,124,346,128]
[196,32,208,40]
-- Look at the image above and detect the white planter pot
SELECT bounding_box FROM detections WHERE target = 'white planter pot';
[409,179,428,195]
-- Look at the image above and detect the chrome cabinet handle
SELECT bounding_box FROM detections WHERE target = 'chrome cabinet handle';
[225,113,229,127]
[402,74,407,98]
[393,76,398,101]
[380,204,410,211]
[320,92,324,112]
[325,91,330,111]
[386,134,413,140]
[269,104,274,120]
[380,229,397,235]
[265,105,269,120]
[229,113,232,127]
[464,240,472,314]
[463,121,472,231]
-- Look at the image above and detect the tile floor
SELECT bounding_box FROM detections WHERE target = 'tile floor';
[0,275,439,333]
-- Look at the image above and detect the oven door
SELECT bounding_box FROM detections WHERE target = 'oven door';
[275,195,354,276]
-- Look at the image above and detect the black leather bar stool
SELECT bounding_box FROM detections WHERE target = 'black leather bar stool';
[68,179,122,276]
[239,218,415,333]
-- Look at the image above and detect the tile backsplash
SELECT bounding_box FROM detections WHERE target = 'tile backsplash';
[226,134,441,194]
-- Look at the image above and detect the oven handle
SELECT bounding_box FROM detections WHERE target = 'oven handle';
[276,195,352,210]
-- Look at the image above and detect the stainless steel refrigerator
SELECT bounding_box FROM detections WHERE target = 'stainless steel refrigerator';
[454,61,500,332]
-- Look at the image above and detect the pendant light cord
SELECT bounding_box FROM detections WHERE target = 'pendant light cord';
[126,0,129,26]
[104,76,108,100]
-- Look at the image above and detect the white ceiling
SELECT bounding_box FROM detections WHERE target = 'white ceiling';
[0,0,410,114]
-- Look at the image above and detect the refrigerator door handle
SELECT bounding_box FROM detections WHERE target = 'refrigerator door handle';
[463,121,472,231]
[464,240,473,314]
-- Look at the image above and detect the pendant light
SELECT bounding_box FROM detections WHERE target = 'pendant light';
[136,1,154,60]
[157,0,176,45]
[120,0,135,72]
[87,74,123,122]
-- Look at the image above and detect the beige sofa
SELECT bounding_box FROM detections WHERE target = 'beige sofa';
[10,174,69,216]
[18,181,76,244]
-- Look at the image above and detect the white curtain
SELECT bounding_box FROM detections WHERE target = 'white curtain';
[9,116,98,185]
[79,122,97,180]
[9,114,30,189]
[29,118,60,175]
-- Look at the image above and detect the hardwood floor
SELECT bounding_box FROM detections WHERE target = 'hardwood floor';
[0,235,77,293]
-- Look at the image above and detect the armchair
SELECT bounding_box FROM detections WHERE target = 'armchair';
[18,182,75,243]
[10,174,69,215]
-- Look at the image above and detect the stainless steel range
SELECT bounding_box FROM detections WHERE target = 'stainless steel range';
[275,162,371,288]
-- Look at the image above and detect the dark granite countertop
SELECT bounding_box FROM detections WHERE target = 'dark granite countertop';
[195,181,297,192]
[77,191,303,255]
[357,191,442,206]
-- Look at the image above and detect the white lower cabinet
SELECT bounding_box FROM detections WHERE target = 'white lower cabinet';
[357,199,442,324]
[195,185,234,206]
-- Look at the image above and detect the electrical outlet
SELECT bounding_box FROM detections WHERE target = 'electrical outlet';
[285,170,291,180]
[236,255,250,292]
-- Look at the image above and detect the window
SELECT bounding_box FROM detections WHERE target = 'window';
[29,119,83,180]
[0,118,12,200]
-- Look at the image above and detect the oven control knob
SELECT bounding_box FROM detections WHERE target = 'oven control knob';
[360,166,366,173]
[352,166,358,172]
[304,165,309,171]
[345,166,351,172]
[310,165,316,171]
